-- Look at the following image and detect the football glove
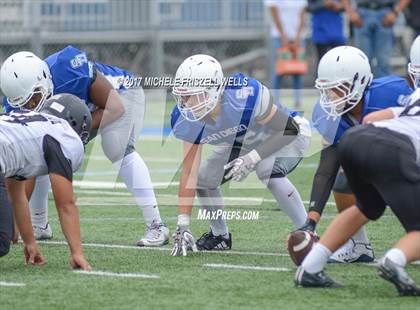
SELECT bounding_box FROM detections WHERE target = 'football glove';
[224,149,261,182]
[171,225,198,257]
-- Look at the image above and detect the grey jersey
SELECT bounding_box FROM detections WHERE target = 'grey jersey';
[0,111,84,179]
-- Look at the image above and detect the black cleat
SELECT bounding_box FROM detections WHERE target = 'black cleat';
[377,257,420,296]
[295,266,343,288]
[196,231,232,251]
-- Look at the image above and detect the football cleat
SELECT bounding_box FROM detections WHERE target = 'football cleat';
[328,239,374,263]
[295,266,343,288]
[377,257,420,296]
[136,220,169,247]
[33,223,53,240]
[196,230,232,251]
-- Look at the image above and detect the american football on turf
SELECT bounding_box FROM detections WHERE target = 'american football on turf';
[287,230,317,266]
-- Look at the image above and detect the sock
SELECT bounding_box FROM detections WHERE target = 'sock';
[352,226,369,244]
[385,248,407,267]
[117,152,161,225]
[301,243,332,274]
[196,188,229,236]
[29,175,50,227]
[267,177,307,229]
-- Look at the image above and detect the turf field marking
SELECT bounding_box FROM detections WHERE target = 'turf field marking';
[74,270,160,279]
[204,264,290,272]
[73,180,179,189]
[0,281,26,287]
[39,240,289,257]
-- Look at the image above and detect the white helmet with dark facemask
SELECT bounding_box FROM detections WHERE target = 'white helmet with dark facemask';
[316,46,373,119]
[409,35,420,89]
[172,54,224,122]
[0,51,53,111]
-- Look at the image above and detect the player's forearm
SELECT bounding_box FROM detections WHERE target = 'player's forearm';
[178,170,196,216]
[96,90,125,128]
[308,146,341,219]
[6,180,36,245]
[256,114,299,159]
[56,202,83,255]
[11,198,35,245]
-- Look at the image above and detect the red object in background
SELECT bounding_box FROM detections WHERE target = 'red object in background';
[276,47,308,76]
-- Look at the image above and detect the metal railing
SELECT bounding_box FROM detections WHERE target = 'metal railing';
[0,0,266,35]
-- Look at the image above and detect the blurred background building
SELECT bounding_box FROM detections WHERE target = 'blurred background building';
[0,0,415,92]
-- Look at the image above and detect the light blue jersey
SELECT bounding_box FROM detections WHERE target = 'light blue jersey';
[171,72,298,147]
[312,75,414,145]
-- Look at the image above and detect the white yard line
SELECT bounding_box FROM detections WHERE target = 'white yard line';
[0,281,26,287]
[39,240,289,257]
[74,270,159,279]
[73,180,178,189]
[204,264,290,272]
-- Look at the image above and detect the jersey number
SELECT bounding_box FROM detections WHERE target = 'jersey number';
[400,99,420,117]
[2,113,49,126]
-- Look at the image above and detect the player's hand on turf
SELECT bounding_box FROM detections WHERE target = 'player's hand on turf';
[224,150,261,182]
[70,253,92,271]
[24,243,46,266]
[171,225,198,257]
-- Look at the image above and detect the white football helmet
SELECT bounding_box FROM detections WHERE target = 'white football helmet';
[172,54,224,121]
[0,51,53,111]
[408,35,420,89]
[316,46,373,119]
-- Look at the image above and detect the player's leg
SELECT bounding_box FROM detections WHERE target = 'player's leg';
[373,9,393,77]
[374,136,420,296]
[256,131,309,229]
[100,88,168,246]
[0,173,13,257]
[29,175,52,240]
[195,145,232,250]
[330,170,373,263]
[296,125,387,287]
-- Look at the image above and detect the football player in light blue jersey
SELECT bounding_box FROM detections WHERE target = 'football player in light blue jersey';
[170,54,312,256]
[0,46,169,246]
[296,46,413,263]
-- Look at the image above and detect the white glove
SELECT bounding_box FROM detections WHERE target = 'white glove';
[224,149,261,182]
[171,225,198,257]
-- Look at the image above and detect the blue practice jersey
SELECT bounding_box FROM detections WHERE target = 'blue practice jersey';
[171,72,298,147]
[312,76,413,145]
[3,45,132,113]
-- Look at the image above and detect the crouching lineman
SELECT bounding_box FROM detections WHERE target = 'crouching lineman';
[0,47,169,246]
[170,54,311,256]
[296,46,413,263]
[295,89,420,296]
[1,94,92,269]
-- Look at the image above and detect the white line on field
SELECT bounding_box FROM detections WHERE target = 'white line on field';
[73,180,178,189]
[0,281,26,287]
[73,191,336,207]
[74,270,160,279]
[39,240,289,257]
[204,264,290,272]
